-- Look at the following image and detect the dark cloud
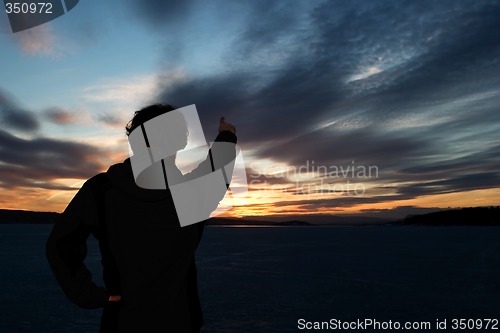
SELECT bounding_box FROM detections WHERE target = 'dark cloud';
[154,0,500,138]
[256,127,430,168]
[125,0,193,29]
[0,129,105,190]
[351,1,500,121]
[0,88,40,132]
[397,172,500,198]
[401,144,500,177]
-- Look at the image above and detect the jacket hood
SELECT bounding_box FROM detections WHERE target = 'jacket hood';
[105,158,170,202]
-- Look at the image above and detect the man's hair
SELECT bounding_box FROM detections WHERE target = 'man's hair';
[125,103,177,136]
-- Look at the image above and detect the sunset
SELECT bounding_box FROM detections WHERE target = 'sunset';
[2,0,499,218]
[1,1,500,332]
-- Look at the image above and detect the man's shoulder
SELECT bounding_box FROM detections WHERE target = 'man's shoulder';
[86,159,129,187]
[83,172,112,196]
[85,172,108,185]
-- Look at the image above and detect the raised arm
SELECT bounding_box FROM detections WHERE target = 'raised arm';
[183,117,237,182]
[167,117,238,226]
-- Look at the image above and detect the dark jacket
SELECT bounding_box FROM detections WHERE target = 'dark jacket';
[46,131,237,333]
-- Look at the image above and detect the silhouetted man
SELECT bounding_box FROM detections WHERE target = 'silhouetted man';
[46,104,237,333]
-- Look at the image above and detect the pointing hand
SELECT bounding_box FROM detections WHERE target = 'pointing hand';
[219,117,236,134]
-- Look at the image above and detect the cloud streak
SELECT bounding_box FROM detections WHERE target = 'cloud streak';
[0,88,40,132]
[44,107,79,125]
[0,128,105,190]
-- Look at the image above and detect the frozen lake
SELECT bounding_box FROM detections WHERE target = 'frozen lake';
[1,224,499,332]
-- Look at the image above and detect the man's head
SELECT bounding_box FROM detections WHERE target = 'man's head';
[126,103,189,154]
[126,103,177,136]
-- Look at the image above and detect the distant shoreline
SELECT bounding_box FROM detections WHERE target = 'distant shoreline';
[0,207,499,226]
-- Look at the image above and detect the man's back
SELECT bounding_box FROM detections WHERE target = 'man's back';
[47,159,205,332]
[102,159,204,332]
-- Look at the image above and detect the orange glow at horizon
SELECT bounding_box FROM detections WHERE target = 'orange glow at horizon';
[2,170,500,217]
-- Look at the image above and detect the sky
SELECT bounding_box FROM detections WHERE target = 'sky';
[1,0,499,219]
